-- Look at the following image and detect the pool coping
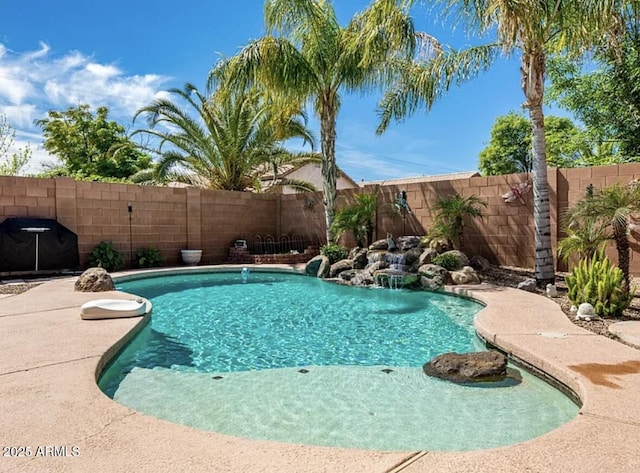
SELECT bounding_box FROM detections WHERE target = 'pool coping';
[1,264,640,472]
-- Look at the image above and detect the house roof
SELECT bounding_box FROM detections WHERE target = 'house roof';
[360,171,480,187]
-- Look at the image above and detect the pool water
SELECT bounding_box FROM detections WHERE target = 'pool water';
[99,271,579,451]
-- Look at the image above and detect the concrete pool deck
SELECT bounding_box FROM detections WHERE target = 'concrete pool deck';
[1,265,640,472]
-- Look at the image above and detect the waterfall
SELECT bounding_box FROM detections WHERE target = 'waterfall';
[241,267,250,283]
[385,253,406,272]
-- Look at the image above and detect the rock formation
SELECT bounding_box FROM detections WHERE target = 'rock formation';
[75,267,115,292]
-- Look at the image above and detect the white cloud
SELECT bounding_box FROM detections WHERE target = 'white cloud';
[0,42,172,167]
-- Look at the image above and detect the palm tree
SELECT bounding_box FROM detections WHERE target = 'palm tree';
[556,217,610,267]
[209,0,415,242]
[132,83,319,192]
[363,0,632,285]
[565,182,640,291]
[330,192,378,247]
[430,194,486,252]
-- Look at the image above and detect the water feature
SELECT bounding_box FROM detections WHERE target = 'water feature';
[241,267,250,283]
[100,271,578,451]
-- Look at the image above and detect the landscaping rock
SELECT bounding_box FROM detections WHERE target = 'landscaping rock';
[404,247,423,267]
[318,256,331,278]
[350,248,369,270]
[329,259,353,278]
[469,255,491,272]
[75,267,115,292]
[517,278,537,292]
[423,351,508,383]
[439,250,469,270]
[369,239,389,251]
[418,264,449,281]
[450,266,481,285]
[396,235,422,251]
[351,270,375,286]
[429,238,450,253]
[546,284,558,298]
[410,248,438,272]
[420,275,444,291]
[338,269,358,282]
[305,255,327,277]
[576,302,596,321]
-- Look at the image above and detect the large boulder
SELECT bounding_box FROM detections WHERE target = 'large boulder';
[410,248,439,272]
[423,351,508,383]
[351,270,375,287]
[420,275,444,291]
[75,267,115,292]
[330,259,353,278]
[404,247,424,267]
[350,247,369,270]
[418,264,449,281]
[338,269,358,282]
[396,235,422,251]
[368,239,389,251]
[305,255,328,277]
[438,250,469,270]
[429,238,450,253]
[469,255,491,272]
[450,266,481,285]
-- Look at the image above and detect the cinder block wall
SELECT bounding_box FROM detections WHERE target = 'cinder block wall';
[3,162,640,273]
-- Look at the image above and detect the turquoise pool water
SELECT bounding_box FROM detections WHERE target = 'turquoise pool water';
[99,271,579,451]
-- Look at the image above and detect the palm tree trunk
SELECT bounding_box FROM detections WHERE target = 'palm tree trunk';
[320,95,338,244]
[614,228,631,291]
[522,49,555,286]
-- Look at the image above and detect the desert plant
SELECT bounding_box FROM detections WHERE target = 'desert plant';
[565,249,632,317]
[135,247,164,268]
[88,241,123,272]
[429,195,486,252]
[432,252,461,271]
[564,182,640,290]
[320,244,349,265]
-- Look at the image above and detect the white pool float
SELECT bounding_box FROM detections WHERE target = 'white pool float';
[80,298,150,320]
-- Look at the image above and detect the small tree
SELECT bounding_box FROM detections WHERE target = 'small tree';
[429,195,486,252]
[330,193,377,247]
[564,182,640,291]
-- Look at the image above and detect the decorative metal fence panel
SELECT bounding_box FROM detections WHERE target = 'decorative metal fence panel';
[247,234,311,255]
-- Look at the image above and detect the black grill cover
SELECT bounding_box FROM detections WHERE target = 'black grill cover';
[0,218,80,272]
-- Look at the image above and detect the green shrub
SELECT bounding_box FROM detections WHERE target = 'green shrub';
[135,247,164,268]
[320,244,349,264]
[88,241,123,272]
[432,252,460,271]
[565,250,633,317]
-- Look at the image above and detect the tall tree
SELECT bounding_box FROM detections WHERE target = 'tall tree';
[35,104,151,180]
[133,83,318,192]
[209,0,415,243]
[479,112,587,175]
[0,114,31,176]
[368,0,634,285]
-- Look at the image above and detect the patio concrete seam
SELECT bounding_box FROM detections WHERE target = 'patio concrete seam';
[0,354,100,377]
[0,305,81,318]
[580,411,640,428]
[385,451,429,472]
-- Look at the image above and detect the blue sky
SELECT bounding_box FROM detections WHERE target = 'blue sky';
[1,0,544,181]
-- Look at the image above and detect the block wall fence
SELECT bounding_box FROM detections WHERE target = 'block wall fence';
[2,162,640,274]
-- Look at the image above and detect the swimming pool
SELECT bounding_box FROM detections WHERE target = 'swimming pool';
[99,270,578,451]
